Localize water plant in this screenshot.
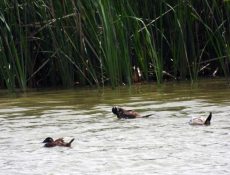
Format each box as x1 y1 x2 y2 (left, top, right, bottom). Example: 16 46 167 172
0 0 229 91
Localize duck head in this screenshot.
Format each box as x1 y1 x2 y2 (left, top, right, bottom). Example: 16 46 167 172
112 107 124 119
112 107 119 115
42 137 54 143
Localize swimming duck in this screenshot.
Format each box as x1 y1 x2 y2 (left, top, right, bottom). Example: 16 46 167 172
42 137 75 147
189 112 212 125
112 107 152 119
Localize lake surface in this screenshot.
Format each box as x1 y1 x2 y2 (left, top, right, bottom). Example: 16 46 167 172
0 79 230 175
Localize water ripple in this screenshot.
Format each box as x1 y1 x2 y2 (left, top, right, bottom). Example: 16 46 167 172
1 82 230 175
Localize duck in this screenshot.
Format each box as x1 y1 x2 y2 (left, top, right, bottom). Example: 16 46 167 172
189 112 212 125
42 137 75 147
112 106 152 119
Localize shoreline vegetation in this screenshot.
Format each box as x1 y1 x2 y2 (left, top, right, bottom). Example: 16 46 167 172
0 0 230 92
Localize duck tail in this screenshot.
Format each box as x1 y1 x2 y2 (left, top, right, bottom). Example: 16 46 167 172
142 114 153 118
204 112 212 125
67 138 75 147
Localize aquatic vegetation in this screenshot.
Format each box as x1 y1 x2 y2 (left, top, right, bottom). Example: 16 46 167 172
0 0 229 91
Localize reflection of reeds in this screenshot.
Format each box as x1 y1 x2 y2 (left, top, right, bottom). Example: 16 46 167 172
0 0 229 91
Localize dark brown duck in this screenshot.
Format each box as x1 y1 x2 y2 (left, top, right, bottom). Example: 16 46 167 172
42 137 74 147
112 107 152 119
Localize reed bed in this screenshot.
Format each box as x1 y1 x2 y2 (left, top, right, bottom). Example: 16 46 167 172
0 0 229 91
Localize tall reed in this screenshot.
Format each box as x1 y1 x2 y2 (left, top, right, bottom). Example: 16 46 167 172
0 0 229 91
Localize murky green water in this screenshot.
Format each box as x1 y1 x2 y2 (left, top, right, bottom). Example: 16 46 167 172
0 79 230 175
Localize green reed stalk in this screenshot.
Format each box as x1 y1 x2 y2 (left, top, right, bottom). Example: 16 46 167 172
0 12 15 91
206 0 230 78
0 0 230 91
98 0 121 87
0 7 27 91
173 1 192 81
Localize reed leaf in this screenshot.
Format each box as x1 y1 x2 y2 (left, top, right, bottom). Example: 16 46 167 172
0 0 229 91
